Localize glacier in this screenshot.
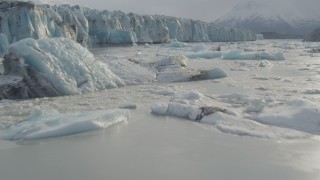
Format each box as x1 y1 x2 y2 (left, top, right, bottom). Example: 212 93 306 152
0 1 257 46
2 37 124 98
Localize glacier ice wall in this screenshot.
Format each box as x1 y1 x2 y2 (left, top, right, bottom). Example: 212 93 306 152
3 37 124 98
0 1 257 46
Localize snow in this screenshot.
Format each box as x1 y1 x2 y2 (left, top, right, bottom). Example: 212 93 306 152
4 38 124 97
4 107 129 141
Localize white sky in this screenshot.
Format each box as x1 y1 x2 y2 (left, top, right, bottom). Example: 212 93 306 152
38 0 320 22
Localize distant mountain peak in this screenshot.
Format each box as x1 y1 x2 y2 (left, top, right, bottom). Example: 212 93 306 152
216 0 320 35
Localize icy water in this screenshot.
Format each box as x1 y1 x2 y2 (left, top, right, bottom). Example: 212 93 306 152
1 40 320 179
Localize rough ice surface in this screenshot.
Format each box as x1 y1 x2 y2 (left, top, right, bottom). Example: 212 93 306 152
4 107 129 141
186 50 284 60
152 56 199 83
198 68 227 80
169 40 189 48
222 50 284 60
201 112 307 139
251 100 320 135
3 38 124 98
0 33 9 57
97 55 156 85
0 75 25 99
192 43 207 51
304 89 320 94
0 1 257 46
150 91 307 139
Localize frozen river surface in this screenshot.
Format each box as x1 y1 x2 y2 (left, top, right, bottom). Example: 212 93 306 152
0 40 320 180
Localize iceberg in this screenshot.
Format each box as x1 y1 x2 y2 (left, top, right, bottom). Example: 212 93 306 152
4 107 129 141
3 38 124 98
0 1 257 46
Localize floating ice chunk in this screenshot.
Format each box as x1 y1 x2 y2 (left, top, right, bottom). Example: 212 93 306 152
201 112 307 139
170 91 204 102
143 86 176 96
304 89 320 94
252 100 320 135
222 50 284 60
307 49 320 53
151 103 168 115
3 38 124 98
198 68 227 80
144 43 151 48
258 60 273 68
153 55 189 67
192 43 206 51
217 93 250 104
152 56 199 83
217 93 266 113
243 99 265 113
186 51 222 59
119 102 137 109
97 56 156 85
166 103 202 120
4 107 129 141
169 39 189 48
186 50 284 60
151 101 305 139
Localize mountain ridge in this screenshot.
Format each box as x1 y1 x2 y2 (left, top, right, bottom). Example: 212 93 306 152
215 0 320 36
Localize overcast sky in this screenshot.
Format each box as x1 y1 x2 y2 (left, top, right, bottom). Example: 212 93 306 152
39 0 320 22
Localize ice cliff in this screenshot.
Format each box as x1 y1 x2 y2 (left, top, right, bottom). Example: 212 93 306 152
2 37 124 98
0 1 257 46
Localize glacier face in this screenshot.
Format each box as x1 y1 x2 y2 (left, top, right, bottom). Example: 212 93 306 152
0 1 256 46
3 37 124 98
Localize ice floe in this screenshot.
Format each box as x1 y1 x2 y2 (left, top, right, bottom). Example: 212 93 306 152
150 91 308 139
186 50 285 60
251 100 320 135
4 107 129 141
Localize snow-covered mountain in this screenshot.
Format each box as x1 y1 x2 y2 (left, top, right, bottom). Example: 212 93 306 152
215 0 320 36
